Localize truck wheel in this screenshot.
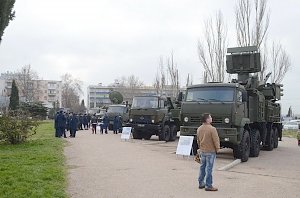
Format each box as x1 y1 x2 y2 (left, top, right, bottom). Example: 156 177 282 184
159 125 171 142
143 134 152 140
169 125 177 141
273 127 279 148
264 128 274 151
250 129 260 157
132 129 142 139
233 130 250 162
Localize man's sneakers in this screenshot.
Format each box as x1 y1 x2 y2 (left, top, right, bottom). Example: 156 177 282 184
198 185 205 189
205 187 218 191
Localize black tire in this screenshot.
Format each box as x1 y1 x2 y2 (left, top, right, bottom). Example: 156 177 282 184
169 125 177 141
265 128 274 151
233 130 250 162
250 129 260 157
273 127 279 148
159 125 171 141
143 134 152 140
132 129 142 139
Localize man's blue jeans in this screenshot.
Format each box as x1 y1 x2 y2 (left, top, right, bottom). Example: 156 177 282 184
198 152 216 188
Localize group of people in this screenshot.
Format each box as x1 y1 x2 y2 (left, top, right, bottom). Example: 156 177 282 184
54 111 84 138
54 111 123 138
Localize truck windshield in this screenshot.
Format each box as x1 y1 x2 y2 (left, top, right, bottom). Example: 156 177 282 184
186 87 234 102
107 106 125 113
132 97 159 109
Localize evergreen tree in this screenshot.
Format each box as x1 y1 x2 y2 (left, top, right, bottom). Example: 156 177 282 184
287 106 293 117
0 0 16 43
80 99 86 113
9 79 19 110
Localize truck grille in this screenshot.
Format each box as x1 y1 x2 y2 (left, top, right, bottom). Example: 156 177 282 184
133 115 152 124
190 116 223 124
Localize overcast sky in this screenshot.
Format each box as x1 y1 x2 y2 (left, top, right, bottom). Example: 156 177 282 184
0 0 299 114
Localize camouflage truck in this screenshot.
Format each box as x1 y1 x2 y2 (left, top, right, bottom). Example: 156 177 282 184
180 46 283 162
127 95 182 141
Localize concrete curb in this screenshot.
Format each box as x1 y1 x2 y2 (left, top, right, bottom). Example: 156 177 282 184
218 159 241 171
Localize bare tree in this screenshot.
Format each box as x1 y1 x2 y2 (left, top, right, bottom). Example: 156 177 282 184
127 75 143 88
16 65 40 102
167 52 180 97
197 11 228 82
235 0 290 83
270 42 291 84
61 73 82 111
235 0 269 49
186 73 193 87
154 56 166 95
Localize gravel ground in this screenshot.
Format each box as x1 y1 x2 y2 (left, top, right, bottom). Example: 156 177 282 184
65 129 300 198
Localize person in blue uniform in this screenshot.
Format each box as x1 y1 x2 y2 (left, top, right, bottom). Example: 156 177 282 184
101 114 109 134
56 110 66 138
83 114 88 130
113 116 120 134
70 113 78 137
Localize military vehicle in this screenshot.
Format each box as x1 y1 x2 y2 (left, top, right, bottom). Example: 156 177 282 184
180 46 283 162
106 104 129 130
128 95 182 141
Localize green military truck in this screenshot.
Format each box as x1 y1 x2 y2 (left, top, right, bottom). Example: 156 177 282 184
128 95 181 141
180 46 283 162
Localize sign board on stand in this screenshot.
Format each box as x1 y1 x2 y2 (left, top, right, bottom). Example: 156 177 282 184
121 127 132 140
176 136 194 156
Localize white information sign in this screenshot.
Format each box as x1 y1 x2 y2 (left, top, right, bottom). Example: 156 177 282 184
176 136 194 156
121 127 132 140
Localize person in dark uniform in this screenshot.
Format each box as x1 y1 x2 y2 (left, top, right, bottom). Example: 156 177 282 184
101 114 109 134
87 114 91 129
56 110 66 138
65 113 70 133
118 115 123 134
91 114 98 134
77 114 82 130
70 113 78 137
61 112 67 138
54 111 59 137
83 114 88 130
113 116 120 134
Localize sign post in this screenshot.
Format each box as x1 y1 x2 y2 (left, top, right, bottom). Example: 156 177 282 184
121 127 132 141
176 136 194 157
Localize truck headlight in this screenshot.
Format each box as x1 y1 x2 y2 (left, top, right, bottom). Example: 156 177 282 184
184 117 189 122
151 120 155 123
224 118 230 123
130 118 133 122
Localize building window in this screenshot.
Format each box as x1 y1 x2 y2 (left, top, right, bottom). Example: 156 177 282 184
90 102 94 108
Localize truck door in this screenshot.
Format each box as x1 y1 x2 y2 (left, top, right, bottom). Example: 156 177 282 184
236 89 247 121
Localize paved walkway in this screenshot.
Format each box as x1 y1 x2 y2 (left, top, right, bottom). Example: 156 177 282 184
65 129 300 198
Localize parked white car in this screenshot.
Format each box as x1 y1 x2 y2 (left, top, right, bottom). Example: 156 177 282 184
283 121 299 130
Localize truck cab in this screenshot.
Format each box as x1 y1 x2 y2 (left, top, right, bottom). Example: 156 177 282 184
128 95 180 141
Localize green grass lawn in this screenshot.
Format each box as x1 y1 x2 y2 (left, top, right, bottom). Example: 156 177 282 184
0 121 67 198
283 129 299 139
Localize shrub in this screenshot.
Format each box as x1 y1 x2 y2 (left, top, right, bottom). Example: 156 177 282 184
0 111 39 144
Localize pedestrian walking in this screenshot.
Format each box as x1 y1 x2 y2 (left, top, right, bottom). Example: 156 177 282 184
87 113 91 128
91 114 98 134
101 114 109 134
197 113 220 191
70 113 79 137
83 114 88 130
113 116 120 134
